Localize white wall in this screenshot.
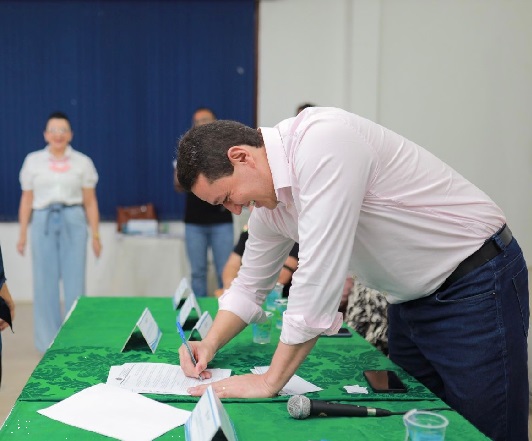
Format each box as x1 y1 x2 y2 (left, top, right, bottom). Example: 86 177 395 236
258 0 532 264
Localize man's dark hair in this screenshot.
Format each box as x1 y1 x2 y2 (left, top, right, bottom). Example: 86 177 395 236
176 120 263 191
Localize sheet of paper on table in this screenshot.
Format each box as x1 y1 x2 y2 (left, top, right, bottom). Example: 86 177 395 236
251 366 323 395
344 384 369 394
107 362 232 395
38 383 190 441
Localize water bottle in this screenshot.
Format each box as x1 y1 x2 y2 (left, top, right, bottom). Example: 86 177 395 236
265 282 284 311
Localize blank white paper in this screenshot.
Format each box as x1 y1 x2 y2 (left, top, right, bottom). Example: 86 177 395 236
252 366 323 395
38 383 190 441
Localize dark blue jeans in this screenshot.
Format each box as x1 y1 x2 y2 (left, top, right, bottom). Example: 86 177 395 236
388 235 529 441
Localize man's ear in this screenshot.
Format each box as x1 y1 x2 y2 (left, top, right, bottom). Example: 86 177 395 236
227 146 253 166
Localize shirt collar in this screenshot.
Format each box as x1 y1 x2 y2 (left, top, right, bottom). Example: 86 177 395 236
45 145 73 158
259 127 291 205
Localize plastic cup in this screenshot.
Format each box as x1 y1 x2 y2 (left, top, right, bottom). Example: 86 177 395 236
403 410 449 441
274 298 288 330
252 311 273 344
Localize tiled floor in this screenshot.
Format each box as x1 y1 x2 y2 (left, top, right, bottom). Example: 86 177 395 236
0 303 531 439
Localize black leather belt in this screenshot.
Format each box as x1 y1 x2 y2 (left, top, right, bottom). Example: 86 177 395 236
436 224 513 292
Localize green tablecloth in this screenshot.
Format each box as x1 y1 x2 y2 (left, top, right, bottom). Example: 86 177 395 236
2 400 489 441
20 297 434 403
0 296 490 440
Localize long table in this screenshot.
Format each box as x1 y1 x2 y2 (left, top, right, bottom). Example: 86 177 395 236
0 297 490 440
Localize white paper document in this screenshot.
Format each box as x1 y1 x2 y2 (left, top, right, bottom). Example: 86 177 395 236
251 366 323 395
344 384 369 394
38 383 190 441
107 363 232 395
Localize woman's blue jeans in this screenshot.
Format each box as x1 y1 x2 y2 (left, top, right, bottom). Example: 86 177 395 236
388 235 529 441
185 223 234 297
31 205 88 353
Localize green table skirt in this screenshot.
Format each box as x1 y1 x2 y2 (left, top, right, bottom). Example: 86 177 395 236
1 400 490 441
1 297 491 440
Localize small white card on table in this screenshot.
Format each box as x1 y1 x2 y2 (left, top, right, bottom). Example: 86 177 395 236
178 292 202 327
189 310 213 340
121 307 162 353
173 277 192 310
185 385 238 441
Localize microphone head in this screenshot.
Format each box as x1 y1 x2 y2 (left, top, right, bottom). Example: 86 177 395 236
287 395 311 419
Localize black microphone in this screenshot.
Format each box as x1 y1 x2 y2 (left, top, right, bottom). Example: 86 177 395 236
287 395 395 419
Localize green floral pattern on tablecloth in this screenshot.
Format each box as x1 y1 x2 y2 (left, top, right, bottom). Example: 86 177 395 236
18 297 435 403
19 337 434 403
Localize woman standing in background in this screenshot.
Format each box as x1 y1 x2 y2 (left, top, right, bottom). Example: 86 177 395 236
17 112 101 353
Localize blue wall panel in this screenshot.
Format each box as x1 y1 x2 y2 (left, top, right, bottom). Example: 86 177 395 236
0 0 256 220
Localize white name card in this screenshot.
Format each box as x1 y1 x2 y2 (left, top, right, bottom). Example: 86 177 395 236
121 307 162 353
189 311 213 341
185 385 237 441
173 278 192 310
178 292 202 327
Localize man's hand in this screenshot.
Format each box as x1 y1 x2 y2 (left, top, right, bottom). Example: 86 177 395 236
178 310 248 380
187 373 279 398
178 339 216 380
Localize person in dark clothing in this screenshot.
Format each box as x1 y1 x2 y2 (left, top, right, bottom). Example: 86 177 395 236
215 217 298 298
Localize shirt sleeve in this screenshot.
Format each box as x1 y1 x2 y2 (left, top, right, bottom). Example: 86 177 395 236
218 212 296 325
82 156 99 188
19 155 33 191
280 118 379 344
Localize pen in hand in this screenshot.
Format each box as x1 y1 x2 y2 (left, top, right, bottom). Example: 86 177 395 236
176 321 204 381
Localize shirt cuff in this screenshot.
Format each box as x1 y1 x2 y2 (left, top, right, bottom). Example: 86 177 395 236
218 290 268 325
280 312 344 345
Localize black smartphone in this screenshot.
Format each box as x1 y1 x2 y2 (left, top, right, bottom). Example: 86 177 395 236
363 370 407 393
320 327 353 338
